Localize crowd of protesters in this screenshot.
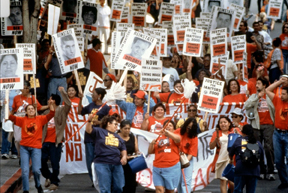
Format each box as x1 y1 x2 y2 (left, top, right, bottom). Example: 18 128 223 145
1 0 288 193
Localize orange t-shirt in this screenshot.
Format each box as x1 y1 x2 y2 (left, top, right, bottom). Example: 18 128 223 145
248 78 257 95
12 95 42 113
274 87 283 98
280 33 288 50
159 92 189 104
64 97 80 120
44 117 56 143
131 106 144 129
222 93 247 103
9 110 55 148
153 132 180 168
258 95 274 125
175 128 198 157
147 116 169 134
238 79 248 94
246 43 258 69
272 96 288 130
87 49 107 78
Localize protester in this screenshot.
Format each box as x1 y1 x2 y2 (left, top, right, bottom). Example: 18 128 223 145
148 120 181 193
162 57 180 90
102 73 117 105
8 100 55 193
118 120 139 193
230 108 246 135
222 79 248 103
85 115 127 193
64 85 80 106
97 0 111 54
126 76 138 103
161 81 170 93
280 22 288 74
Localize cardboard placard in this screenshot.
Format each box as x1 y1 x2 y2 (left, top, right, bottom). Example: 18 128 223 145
131 3 147 30
195 18 211 44
110 0 124 22
15 44 36 74
229 3 245 30
140 59 162 92
231 35 246 64
60 0 79 22
162 21 174 46
183 27 204 57
77 1 98 36
267 0 283 19
210 28 227 57
152 28 168 57
173 15 191 44
159 2 174 23
48 4 60 35
210 54 229 78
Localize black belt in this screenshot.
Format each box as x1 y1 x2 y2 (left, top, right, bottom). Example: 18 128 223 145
276 129 288 133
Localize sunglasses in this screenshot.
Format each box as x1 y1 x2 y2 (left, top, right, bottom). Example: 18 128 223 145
103 79 111 82
231 115 239 118
188 109 197 112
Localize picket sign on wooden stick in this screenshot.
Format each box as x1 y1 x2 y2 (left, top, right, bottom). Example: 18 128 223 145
119 69 128 85
4 90 9 119
203 111 209 122
33 73 38 116
147 91 151 114
74 69 83 94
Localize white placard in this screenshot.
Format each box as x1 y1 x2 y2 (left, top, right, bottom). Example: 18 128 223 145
40 0 62 21
0 48 24 90
200 12 211 19
203 0 223 12
198 77 225 113
162 21 174 46
210 54 228 78
267 0 283 19
77 37 85 52
131 3 147 30
77 1 98 36
229 3 245 30
0 0 10 17
170 0 182 15
183 27 204 57
113 29 157 72
210 28 227 57
111 31 122 68
195 18 211 44
15 43 36 74
173 15 191 44
158 2 174 23
143 28 161 59
48 4 60 35
52 28 84 74
152 28 168 57
225 0 244 9
120 6 130 23
67 24 84 37
231 35 246 64
60 0 78 22
110 0 124 22
116 23 135 38
140 59 162 92
182 0 192 15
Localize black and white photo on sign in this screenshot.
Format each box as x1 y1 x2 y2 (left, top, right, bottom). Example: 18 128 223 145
143 28 161 59
60 0 78 21
81 5 97 25
182 0 191 15
126 37 152 60
77 1 98 35
203 0 222 12
0 48 24 90
52 28 84 74
8 6 22 25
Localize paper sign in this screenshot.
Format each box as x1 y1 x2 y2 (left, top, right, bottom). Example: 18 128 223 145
203 0 223 12
140 59 162 92
113 29 157 72
111 31 122 68
0 48 24 90
120 6 130 23
143 28 161 59
225 0 244 9
131 3 147 30
40 0 62 21
183 27 204 57
15 44 36 74
170 0 181 15
116 23 135 38
231 35 246 64
162 21 174 46
47 4 60 35
210 54 228 78
67 24 84 37
198 77 225 113
267 0 283 19
60 0 78 22
152 28 168 57
210 28 227 57
182 0 192 15
200 12 211 19
110 0 123 22
195 18 211 44
173 15 191 44
229 3 245 29
52 28 85 74
159 2 174 23
77 1 98 36
0 0 10 17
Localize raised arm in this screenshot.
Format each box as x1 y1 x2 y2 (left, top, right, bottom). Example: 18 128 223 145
141 113 150 131
78 93 84 114
164 130 181 143
59 86 71 114
266 77 286 100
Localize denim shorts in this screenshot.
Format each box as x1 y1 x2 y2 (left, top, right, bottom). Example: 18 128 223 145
153 162 181 190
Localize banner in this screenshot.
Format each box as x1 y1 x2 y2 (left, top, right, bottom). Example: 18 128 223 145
183 27 204 57
110 0 124 22
267 0 283 19
170 0 181 15
15 43 36 74
195 18 211 44
152 28 168 57
231 35 246 64
1 0 23 36
210 28 227 57
173 15 191 44
77 1 98 36
52 28 85 74
48 4 60 35
162 21 174 46
159 2 174 23
140 59 162 92
113 29 157 72
210 54 228 78
131 3 147 30
229 3 245 30
198 77 225 113
0 48 24 90
60 0 79 22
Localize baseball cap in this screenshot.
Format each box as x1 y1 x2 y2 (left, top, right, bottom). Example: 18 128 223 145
109 108 119 116
133 90 145 99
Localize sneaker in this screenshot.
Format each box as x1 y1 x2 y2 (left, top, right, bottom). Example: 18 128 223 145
45 179 51 188
278 183 288 189
2 154 9 159
259 174 265 180
266 174 276 181
10 154 18 159
37 185 43 193
49 184 58 191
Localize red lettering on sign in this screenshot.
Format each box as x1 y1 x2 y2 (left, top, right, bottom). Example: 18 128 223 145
193 168 206 191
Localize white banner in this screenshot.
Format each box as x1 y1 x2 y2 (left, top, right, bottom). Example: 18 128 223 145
110 0 124 22
231 35 246 64
267 0 283 19
48 4 60 35
15 43 36 74
131 3 147 30
183 27 204 57
159 2 174 23
210 28 227 57
140 59 162 92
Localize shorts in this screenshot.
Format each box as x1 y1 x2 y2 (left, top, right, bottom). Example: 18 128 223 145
153 162 181 190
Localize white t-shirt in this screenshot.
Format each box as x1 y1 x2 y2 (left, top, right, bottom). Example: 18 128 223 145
226 59 238 84
97 5 111 27
162 67 180 91
259 30 272 44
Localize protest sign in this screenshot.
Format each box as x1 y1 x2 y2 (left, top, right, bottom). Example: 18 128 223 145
77 1 98 36
120 6 130 23
200 12 211 19
210 54 228 78
158 2 174 23
170 0 181 15
67 24 84 37
210 28 227 57
231 35 246 64
52 28 85 74
203 0 223 12
143 28 161 59
1 0 23 36
152 28 168 57
229 3 245 29
131 3 147 30
195 18 211 44
176 44 183 55
198 77 225 113
0 48 24 90
48 4 60 35
113 29 157 72
0 0 10 17
60 0 79 22
15 44 36 74
140 59 162 92
242 52 248 83
162 21 174 46
111 31 122 69
40 0 62 22
182 0 192 15
116 23 135 38
225 0 244 9
207 6 235 38
77 37 85 52
267 0 283 19
183 28 204 57
173 15 191 44
110 0 124 22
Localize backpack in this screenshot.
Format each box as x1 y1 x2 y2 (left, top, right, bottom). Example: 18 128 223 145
240 143 261 167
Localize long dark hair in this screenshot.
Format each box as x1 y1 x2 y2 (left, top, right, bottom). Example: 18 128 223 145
216 116 233 131
242 124 257 143
227 79 240 94
101 116 117 129
180 117 198 138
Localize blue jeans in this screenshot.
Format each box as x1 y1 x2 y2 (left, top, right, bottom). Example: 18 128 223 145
85 142 95 182
273 130 288 184
94 163 125 193
47 77 67 103
1 129 17 155
178 159 194 193
20 145 42 191
234 175 258 193
282 49 288 74
41 142 62 186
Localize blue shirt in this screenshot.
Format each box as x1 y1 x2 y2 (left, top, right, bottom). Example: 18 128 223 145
90 127 126 165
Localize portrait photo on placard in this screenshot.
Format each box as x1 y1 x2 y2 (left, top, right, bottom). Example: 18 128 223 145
210 7 234 37
78 1 98 35
124 37 152 61
81 5 97 25
203 0 221 12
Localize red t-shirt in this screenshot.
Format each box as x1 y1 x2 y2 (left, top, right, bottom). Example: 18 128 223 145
238 79 248 94
131 106 144 129
44 117 56 143
280 33 288 50
248 78 257 95
9 111 55 148
87 49 107 78
246 43 258 69
147 116 169 134
222 93 247 103
175 128 198 157
258 95 274 125
153 132 180 168
12 95 42 114
272 96 288 130
159 92 189 104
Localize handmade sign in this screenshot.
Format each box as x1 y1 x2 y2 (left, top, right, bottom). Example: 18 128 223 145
15 44 36 74
140 59 162 92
